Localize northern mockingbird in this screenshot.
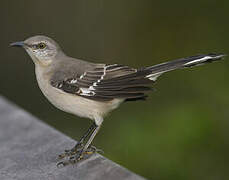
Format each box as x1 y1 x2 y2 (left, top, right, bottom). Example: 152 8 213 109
11 35 226 166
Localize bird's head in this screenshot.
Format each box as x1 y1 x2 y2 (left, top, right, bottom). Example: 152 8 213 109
10 35 62 66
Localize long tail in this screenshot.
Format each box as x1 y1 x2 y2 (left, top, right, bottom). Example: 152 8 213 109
146 53 226 81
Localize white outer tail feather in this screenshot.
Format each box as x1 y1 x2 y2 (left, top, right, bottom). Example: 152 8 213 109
146 54 226 81
184 55 224 66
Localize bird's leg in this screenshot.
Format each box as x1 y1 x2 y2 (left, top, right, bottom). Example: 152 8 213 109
69 125 101 163
58 122 97 159
71 122 97 151
57 124 101 167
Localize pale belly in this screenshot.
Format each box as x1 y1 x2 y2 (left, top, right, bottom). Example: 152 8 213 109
35 66 123 124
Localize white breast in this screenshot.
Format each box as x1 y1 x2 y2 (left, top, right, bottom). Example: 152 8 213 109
35 66 123 125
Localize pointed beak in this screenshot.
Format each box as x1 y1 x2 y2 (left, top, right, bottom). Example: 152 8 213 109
10 41 25 47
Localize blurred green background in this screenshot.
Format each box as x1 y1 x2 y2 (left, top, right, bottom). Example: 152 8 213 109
1 0 229 179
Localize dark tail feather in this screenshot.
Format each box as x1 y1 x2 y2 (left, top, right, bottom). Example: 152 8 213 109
146 53 226 81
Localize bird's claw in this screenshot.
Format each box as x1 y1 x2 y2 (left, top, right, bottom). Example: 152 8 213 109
57 150 87 167
57 153 83 167
58 142 84 159
57 145 103 167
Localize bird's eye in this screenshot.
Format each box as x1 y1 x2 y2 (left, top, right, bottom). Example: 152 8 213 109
37 42 46 49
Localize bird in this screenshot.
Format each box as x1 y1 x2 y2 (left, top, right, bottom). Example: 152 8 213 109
10 35 226 166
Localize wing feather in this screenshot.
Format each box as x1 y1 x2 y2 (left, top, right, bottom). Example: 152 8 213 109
52 64 154 101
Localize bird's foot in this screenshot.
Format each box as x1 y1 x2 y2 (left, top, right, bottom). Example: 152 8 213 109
57 145 103 167
58 142 84 159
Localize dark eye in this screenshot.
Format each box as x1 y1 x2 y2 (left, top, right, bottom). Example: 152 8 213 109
37 42 46 49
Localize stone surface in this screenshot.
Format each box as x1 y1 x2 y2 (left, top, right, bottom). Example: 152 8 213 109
0 96 145 180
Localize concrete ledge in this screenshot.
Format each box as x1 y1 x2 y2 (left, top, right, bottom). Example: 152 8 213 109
0 96 145 180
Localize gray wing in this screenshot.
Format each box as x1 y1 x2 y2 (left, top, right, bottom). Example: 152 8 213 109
50 53 225 101
51 64 154 101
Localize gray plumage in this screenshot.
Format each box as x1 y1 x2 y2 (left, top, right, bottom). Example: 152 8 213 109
10 35 226 166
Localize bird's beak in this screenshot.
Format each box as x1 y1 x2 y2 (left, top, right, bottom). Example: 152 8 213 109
10 41 25 47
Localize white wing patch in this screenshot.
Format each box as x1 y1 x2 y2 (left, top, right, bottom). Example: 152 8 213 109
85 64 118 95
78 64 130 96
79 65 109 96
60 64 139 99
69 79 77 84
79 88 95 96
80 72 87 79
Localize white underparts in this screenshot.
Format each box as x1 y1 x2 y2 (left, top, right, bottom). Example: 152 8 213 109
35 65 124 121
